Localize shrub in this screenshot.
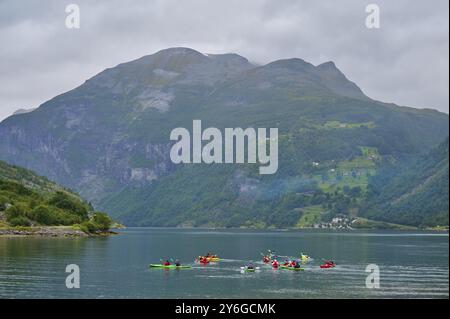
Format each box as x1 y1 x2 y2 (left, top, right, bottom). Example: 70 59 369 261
92 212 112 231
5 204 27 221
0 195 8 211
47 191 89 219
9 216 31 227
30 205 57 225
80 220 98 233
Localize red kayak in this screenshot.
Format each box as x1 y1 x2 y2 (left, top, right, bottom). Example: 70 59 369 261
320 262 336 269
197 257 210 265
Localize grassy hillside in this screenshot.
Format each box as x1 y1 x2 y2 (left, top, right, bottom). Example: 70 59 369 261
363 139 449 227
0 160 112 232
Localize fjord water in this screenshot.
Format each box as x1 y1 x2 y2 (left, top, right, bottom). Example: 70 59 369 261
0 229 448 299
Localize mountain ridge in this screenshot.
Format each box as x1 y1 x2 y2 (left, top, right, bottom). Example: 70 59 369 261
0 47 448 228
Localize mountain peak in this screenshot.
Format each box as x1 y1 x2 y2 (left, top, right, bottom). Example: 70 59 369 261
207 53 252 65
316 61 368 100
130 47 209 69
266 58 316 71
154 47 206 58
317 61 337 69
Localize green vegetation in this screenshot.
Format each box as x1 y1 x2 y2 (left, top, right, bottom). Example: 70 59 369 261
352 218 416 230
296 206 325 228
363 139 449 227
0 161 113 234
323 121 375 130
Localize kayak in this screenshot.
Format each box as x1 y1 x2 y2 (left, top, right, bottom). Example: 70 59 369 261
196 258 210 265
149 264 191 269
281 266 304 271
320 263 336 269
199 256 220 262
300 254 311 261
240 266 260 272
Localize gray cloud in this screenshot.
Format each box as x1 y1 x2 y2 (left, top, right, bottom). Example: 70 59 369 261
0 0 448 121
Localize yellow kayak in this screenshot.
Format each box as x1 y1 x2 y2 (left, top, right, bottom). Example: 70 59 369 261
301 254 311 261
198 256 220 262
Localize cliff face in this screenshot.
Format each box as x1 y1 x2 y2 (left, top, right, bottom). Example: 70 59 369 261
0 48 256 203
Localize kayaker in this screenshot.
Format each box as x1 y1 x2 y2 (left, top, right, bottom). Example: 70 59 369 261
163 260 171 266
291 260 297 268
294 261 301 269
272 260 279 268
175 260 181 267
247 263 255 270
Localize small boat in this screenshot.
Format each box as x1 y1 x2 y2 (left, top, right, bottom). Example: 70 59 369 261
196 256 211 265
198 255 220 262
280 265 304 271
149 264 192 269
300 254 311 261
320 261 336 269
240 266 260 273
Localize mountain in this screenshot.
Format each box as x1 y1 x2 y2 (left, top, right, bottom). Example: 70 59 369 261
363 139 449 227
0 47 448 227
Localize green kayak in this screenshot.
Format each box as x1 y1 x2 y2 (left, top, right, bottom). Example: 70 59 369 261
240 266 260 272
280 266 304 271
149 264 191 269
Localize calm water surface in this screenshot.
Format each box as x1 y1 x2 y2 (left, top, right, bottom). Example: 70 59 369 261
0 228 448 299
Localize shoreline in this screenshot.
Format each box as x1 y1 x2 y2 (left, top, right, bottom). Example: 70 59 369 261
119 225 449 232
1 225 447 238
0 226 118 238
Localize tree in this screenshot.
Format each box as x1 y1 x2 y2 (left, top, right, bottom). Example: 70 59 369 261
92 212 113 231
47 191 88 220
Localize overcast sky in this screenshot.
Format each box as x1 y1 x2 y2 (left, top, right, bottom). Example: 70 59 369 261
0 0 448 121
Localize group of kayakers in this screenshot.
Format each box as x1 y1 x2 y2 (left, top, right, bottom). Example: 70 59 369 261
263 258 302 269
261 249 336 269
154 250 336 271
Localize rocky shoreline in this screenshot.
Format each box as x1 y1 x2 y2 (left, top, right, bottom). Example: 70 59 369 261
0 226 117 238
